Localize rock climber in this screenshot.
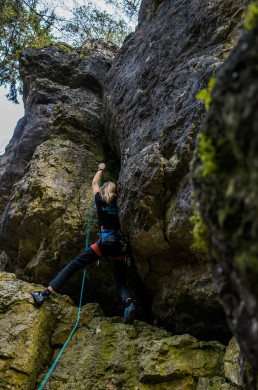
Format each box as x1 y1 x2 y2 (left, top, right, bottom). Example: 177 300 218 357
31 163 136 325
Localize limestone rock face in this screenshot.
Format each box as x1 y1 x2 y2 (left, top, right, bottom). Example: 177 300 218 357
0 41 123 311
0 106 46 219
0 272 58 389
0 39 117 217
0 272 243 390
138 0 164 26
0 272 103 390
191 14 258 377
224 338 242 388
104 0 249 337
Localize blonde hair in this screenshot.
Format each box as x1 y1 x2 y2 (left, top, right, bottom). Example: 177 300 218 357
99 182 117 203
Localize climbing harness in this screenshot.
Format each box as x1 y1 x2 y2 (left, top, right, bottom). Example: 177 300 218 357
38 174 102 390
101 227 120 245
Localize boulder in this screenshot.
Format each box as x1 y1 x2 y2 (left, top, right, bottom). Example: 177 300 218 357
0 272 58 390
0 272 242 390
224 338 242 387
197 377 239 390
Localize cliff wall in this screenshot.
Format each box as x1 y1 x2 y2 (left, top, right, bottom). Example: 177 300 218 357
104 0 249 337
191 7 258 385
0 0 250 338
0 0 256 388
0 41 124 314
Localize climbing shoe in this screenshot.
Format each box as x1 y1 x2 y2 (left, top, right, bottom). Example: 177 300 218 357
30 289 51 306
123 299 136 325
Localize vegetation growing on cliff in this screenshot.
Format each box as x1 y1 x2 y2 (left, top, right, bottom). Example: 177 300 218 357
105 0 140 20
196 77 216 110
62 2 131 47
196 133 218 177
189 203 209 253
244 0 258 30
0 0 139 103
0 0 56 103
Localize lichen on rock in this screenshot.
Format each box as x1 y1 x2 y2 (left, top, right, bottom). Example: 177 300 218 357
0 273 243 390
0 272 57 389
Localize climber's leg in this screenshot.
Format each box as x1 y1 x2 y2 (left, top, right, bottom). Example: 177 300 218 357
49 247 98 291
31 246 99 306
113 259 135 325
113 259 132 302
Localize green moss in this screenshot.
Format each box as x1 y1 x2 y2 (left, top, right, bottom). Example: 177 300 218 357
196 78 216 110
27 35 54 49
197 133 218 177
79 46 94 59
100 322 116 362
27 41 74 54
244 1 258 31
51 42 74 54
189 204 209 253
82 46 93 53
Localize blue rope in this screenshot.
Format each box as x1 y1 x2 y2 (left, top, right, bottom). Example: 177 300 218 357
38 175 101 389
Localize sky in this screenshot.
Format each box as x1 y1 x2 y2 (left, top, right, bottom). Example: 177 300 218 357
0 0 136 156
0 87 24 155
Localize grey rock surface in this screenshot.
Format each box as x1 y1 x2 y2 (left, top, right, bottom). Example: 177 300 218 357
0 0 253 349
0 40 124 314
0 40 117 218
0 272 243 390
191 9 258 382
104 0 249 338
224 338 242 387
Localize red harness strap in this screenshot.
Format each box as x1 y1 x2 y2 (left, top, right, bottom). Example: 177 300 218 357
113 255 126 261
91 243 102 258
91 241 125 261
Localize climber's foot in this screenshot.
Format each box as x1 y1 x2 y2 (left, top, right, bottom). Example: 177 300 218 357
123 300 135 325
30 291 49 306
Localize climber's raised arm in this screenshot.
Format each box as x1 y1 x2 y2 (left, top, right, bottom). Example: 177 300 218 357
92 163 106 194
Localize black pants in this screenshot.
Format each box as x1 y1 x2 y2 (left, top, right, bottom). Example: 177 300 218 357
49 239 132 303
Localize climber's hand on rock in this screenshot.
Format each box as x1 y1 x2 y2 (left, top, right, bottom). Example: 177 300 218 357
98 163 106 170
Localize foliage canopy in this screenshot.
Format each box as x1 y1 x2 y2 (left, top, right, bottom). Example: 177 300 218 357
0 0 139 103
62 1 132 47
105 0 140 21
0 0 56 103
